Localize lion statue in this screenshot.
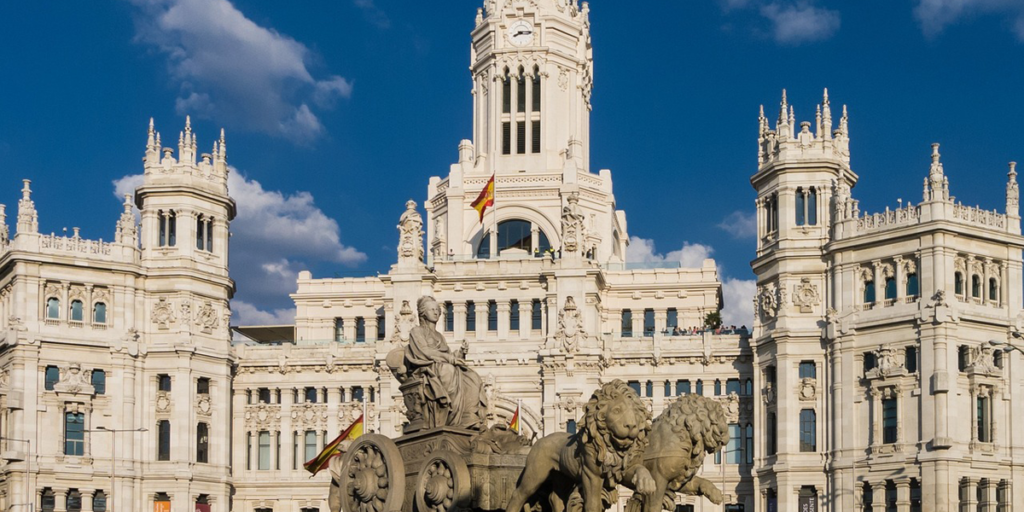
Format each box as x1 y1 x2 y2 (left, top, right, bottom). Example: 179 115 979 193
621 394 730 512
504 380 656 512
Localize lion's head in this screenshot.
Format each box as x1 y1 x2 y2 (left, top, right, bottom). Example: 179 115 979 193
649 394 729 483
580 380 652 481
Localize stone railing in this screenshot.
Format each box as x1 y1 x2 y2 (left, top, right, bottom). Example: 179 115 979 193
39 233 112 256
951 203 1006 229
855 205 921 233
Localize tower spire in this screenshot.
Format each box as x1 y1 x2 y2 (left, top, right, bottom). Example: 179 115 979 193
1007 161 1019 219
821 88 832 140
16 179 38 234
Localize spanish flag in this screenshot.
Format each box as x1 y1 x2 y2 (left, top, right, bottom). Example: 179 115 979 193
304 414 364 476
508 400 520 433
471 174 495 223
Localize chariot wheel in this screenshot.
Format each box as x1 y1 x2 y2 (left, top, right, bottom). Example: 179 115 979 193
339 434 406 512
414 450 471 512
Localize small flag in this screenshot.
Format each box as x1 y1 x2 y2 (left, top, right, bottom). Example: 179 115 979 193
304 414 364 476
508 400 520 434
471 174 495 223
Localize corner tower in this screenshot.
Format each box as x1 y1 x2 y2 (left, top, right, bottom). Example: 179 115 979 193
750 90 856 509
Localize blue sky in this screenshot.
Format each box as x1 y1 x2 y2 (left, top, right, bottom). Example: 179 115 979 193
1 0 1023 326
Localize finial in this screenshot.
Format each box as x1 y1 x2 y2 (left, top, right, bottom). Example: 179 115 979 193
1010 162 1017 177
781 88 788 106
148 117 155 134
21 179 31 200
123 193 132 211
185 115 192 132
146 117 156 150
760 105 765 117
823 88 829 105
789 105 795 126
179 131 184 145
931 143 941 163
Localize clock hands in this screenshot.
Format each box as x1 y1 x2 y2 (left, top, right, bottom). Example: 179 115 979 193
514 30 532 37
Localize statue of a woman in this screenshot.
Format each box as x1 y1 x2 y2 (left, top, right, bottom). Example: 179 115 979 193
403 296 487 430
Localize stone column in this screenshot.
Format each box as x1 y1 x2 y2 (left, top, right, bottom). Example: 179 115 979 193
453 302 467 340
54 488 68 512
871 388 881 447
343 317 356 343
631 313 642 338
983 480 998 512
654 309 667 335
474 302 489 338
897 480 910 512
963 479 978 512
871 260 882 306
280 388 294 473
997 480 1011 512
489 226 498 258
365 317 379 342
872 482 886 512
894 256 905 301
1001 261 1010 308
81 490 95 512
518 300 531 339
530 226 539 255
497 300 511 340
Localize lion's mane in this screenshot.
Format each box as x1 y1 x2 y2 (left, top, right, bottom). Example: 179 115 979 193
657 394 729 456
579 380 653 485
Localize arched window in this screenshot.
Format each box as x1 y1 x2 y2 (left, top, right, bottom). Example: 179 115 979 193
955 271 964 295
795 187 806 226
531 65 541 153
93 302 107 324
972 275 982 298
167 210 177 247
884 277 897 301
70 300 84 322
906 273 919 297
502 68 511 155
808 187 818 225
47 297 60 320
532 65 541 111
477 219 551 258
989 278 998 301
196 214 206 251
206 217 214 252
158 209 166 246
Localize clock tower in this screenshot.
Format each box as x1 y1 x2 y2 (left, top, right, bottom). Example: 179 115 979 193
469 0 594 174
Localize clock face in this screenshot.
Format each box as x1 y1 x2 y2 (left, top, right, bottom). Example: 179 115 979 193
507 20 534 47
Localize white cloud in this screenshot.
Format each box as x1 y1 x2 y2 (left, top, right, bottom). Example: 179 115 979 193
232 299 296 326
913 0 1024 40
626 237 715 268
129 0 353 142
718 210 758 239
722 278 756 328
760 2 841 44
112 169 366 321
353 0 391 29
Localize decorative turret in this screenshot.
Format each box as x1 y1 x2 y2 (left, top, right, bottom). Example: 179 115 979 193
924 144 949 202
757 89 851 168
1007 162 1019 221
396 200 424 269
16 180 38 235
142 117 229 192
115 194 138 246
0 204 8 246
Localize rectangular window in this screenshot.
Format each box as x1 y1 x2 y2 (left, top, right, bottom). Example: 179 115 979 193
304 431 317 463
910 480 922 512
487 300 498 331
444 302 454 332
905 346 918 373
796 189 806 226
864 352 878 373
531 299 542 330
958 345 970 372
799 361 816 379
352 387 365 402
509 299 520 331
246 433 252 470
977 395 991 443
502 122 511 155
667 308 678 330
158 420 171 461
745 424 754 464
621 309 633 337
907 273 919 296
517 75 526 113
531 121 541 153
158 374 172 392
885 278 897 301
92 491 106 512
676 380 690 395
466 301 476 332
727 423 741 464
304 387 318 403
502 76 511 114
45 366 59 391
566 419 577 434
258 431 271 470
714 380 722 396
799 409 816 452
642 309 655 337
258 388 271 404
91 370 106 395
767 412 777 456
197 423 209 463
885 482 897 512
516 122 526 154
645 381 653 398
293 432 300 470
696 379 704 395
664 381 672 397
882 397 898 444
627 380 641 396
64 412 85 456
197 377 210 395
355 317 366 342
377 315 386 341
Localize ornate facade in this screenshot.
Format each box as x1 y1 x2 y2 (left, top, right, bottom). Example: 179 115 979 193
751 90 1024 512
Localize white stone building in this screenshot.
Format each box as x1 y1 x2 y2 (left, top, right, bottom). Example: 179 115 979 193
751 90 1024 512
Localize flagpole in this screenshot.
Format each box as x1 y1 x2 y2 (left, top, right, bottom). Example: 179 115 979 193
491 174 498 258
363 396 368 433
517 399 521 434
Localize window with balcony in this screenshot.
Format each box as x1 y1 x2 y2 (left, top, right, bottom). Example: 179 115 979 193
334 318 344 342
47 297 60 320
906 273 919 297
884 277 897 301
93 302 107 324
70 300 84 322
955 271 965 295
864 281 876 304
972 275 982 298
621 309 633 337
643 309 655 337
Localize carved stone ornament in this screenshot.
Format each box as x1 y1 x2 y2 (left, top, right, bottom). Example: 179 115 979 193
397 200 424 264
799 378 817 401
758 283 779 321
866 346 906 379
560 193 586 254
196 301 219 334
152 297 175 330
156 392 171 412
968 345 1000 376
792 278 820 313
554 296 586 354
196 394 212 416
54 363 95 395
392 300 417 344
